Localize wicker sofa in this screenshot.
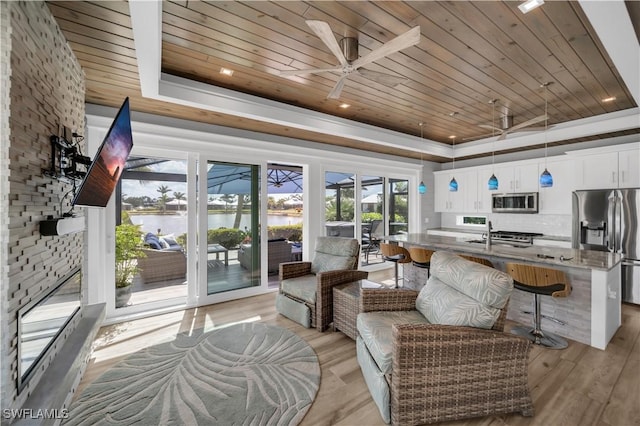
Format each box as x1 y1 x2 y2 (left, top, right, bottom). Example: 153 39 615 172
137 233 187 284
276 237 368 331
356 251 533 425
138 248 186 283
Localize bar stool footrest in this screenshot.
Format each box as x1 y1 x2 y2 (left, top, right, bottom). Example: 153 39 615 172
511 325 568 349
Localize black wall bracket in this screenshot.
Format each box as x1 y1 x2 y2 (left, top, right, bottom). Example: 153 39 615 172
43 133 90 182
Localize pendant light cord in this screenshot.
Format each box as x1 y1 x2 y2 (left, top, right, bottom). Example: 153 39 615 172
491 100 496 168
452 137 455 170
543 82 549 166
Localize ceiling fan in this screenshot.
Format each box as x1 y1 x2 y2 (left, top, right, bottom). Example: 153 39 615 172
277 20 421 99
477 102 549 141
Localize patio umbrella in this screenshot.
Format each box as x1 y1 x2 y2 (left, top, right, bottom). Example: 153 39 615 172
207 163 302 194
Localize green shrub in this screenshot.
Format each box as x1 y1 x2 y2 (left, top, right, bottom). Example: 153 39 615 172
268 223 302 242
115 224 145 288
207 227 245 249
362 212 383 222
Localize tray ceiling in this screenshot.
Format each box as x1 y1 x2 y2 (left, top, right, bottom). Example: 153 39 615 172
47 1 639 162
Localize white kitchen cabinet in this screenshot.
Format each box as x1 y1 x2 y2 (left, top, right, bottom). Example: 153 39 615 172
574 146 640 189
477 167 496 213
618 147 640 187
465 167 494 213
575 151 619 189
434 171 464 212
492 162 539 193
538 157 575 215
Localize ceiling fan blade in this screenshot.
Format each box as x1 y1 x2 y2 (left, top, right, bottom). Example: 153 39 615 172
351 26 420 69
277 67 343 76
506 114 548 132
478 124 504 133
357 69 407 87
327 75 349 99
306 20 349 68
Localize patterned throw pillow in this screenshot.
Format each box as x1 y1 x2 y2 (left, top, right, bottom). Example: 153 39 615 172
415 251 513 329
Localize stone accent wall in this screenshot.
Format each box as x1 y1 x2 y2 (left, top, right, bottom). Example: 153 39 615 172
1 1 85 412
1 0 13 411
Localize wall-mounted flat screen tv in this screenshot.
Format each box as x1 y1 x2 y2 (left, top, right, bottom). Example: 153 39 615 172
73 97 133 207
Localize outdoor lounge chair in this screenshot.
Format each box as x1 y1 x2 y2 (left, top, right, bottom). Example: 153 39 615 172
356 251 533 424
276 236 368 331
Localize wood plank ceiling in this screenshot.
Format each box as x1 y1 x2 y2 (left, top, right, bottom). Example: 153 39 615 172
47 1 639 162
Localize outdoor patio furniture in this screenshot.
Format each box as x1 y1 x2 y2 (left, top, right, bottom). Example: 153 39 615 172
138 248 187 284
356 251 533 424
238 238 292 275
362 219 383 264
276 236 368 331
207 244 229 266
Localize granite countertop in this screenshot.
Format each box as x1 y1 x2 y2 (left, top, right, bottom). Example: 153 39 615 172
388 233 621 271
428 227 571 242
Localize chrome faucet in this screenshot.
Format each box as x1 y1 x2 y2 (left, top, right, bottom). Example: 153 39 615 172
486 220 493 250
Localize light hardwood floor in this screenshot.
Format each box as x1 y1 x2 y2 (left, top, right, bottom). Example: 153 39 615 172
77 268 640 426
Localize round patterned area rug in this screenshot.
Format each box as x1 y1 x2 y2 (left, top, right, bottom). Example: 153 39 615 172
64 323 320 425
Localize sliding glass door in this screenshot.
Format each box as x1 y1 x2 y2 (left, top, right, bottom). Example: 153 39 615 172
389 179 409 235
203 161 261 296
115 156 188 310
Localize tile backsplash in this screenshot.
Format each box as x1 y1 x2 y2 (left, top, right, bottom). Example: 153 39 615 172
440 213 573 238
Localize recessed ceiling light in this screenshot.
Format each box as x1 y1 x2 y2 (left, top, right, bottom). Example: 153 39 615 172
602 96 617 103
518 0 544 14
339 103 350 109
220 67 234 76
449 135 456 139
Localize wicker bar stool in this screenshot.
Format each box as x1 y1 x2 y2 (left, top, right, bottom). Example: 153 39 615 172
380 243 412 288
407 247 434 278
505 262 571 349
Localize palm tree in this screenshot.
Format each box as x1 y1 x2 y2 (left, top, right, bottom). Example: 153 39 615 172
157 185 171 213
173 191 186 211
219 194 235 213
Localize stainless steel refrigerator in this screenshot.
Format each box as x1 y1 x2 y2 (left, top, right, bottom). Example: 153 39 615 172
572 189 640 304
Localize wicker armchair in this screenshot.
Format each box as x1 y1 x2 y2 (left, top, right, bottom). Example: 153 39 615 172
137 248 186 283
276 237 368 331
356 252 533 425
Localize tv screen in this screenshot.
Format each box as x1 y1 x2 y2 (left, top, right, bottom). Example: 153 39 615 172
73 98 133 207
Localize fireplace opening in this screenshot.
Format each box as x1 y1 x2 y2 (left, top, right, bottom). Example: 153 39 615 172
17 266 81 391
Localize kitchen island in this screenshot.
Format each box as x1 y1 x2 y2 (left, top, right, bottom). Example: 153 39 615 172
387 233 622 350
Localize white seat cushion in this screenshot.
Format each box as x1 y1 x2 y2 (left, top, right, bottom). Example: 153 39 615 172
280 275 317 303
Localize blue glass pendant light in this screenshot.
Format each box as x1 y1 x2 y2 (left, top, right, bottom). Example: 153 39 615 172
449 177 458 192
539 82 553 188
449 135 458 192
488 173 499 190
488 99 499 191
418 122 427 194
540 168 553 187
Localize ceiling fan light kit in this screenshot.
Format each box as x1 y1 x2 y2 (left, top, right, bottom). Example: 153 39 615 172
278 20 420 99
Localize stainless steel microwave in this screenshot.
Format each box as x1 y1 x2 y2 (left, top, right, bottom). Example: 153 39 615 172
492 192 538 213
